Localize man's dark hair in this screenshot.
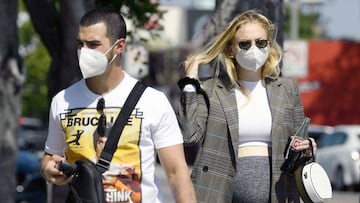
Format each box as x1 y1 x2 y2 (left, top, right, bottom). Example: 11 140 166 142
80 7 127 42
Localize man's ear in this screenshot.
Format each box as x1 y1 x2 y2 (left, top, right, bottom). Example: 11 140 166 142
115 38 126 54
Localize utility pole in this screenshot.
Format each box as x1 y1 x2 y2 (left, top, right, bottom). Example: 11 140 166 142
286 0 325 39
290 0 300 39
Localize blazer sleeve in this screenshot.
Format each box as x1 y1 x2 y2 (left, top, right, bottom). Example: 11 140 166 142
289 79 305 131
177 80 212 146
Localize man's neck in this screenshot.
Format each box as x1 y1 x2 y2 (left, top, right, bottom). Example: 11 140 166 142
85 66 125 96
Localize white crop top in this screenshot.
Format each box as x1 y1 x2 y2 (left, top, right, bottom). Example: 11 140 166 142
235 80 272 147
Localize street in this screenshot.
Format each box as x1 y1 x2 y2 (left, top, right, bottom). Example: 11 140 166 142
155 164 360 203
154 164 177 202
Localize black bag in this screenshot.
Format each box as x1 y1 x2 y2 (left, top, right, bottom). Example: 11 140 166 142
65 82 147 203
280 117 311 175
66 160 105 203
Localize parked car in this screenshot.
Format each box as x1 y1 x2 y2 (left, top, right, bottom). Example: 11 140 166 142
16 150 47 203
17 117 47 151
315 125 360 191
308 124 334 143
16 117 47 203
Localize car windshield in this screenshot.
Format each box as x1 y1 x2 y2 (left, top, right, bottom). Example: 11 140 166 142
317 132 347 148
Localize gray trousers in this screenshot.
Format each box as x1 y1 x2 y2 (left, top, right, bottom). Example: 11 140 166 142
232 156 271 203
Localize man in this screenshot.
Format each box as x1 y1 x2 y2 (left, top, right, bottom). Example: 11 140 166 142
41 7 196 203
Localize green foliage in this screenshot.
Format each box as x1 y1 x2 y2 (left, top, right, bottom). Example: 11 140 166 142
19 0 50 121
19 0 166 122
96 0 166 43
284 6 322 39
18 20 36 45
18 0 26 10
21 43 50 122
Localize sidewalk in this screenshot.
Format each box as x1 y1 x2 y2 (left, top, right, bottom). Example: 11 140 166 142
155 163 175 202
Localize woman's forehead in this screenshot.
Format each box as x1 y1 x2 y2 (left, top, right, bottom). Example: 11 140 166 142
235 22 267 40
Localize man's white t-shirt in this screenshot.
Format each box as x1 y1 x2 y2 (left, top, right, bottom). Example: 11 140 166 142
45 72 183 203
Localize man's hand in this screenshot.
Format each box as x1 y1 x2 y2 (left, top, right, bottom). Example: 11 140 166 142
41 153 73 185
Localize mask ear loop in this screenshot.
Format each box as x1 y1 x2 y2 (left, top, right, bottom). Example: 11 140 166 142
105 39 120 55
105 39 120 65
107 54 118 66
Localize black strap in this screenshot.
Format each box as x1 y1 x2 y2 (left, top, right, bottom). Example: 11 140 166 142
177 77 210 111
308 138 315 162
96 81 147 173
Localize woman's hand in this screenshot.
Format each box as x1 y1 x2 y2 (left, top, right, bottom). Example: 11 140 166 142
293 137 317 157
184 55 207 79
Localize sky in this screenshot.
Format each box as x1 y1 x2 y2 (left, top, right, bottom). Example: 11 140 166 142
318 0 360 41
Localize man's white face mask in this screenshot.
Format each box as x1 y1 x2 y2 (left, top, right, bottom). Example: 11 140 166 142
77 40 119 79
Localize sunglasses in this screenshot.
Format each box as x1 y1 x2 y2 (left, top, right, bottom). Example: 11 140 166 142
96 98 106 136
238 39 268 50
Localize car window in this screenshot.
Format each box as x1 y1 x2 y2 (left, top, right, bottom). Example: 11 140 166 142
317 132 347 148
308 131 325 142
331 132 347 145
18 117 47 151
318 135 331 148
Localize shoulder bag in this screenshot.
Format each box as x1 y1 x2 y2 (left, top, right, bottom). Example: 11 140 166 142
295 139 332 203
281 117 332 203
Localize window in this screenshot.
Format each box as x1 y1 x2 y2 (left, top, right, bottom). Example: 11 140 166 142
317 132 347 148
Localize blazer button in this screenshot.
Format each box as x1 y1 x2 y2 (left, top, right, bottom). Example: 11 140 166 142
202 166 208 172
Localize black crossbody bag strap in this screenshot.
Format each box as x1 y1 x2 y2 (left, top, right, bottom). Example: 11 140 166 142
96 81 147 173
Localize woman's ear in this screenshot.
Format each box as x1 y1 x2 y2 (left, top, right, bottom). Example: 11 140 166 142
225 45 236 58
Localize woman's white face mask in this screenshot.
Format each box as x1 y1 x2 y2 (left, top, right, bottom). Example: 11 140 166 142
235 45 269 72
77 40 119 79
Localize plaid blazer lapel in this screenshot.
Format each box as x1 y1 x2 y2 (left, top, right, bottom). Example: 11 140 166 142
266 78 284 132
265 78 287 161
214 83 239 160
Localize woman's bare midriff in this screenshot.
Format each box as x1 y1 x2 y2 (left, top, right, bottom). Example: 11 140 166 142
238 145 271 157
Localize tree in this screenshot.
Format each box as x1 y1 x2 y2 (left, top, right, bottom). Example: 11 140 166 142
0 1 22 202
19 3 51 121
20 1 165 201
199 0 284 48
22 0 164 104
283 5 323 39
23 0 93 103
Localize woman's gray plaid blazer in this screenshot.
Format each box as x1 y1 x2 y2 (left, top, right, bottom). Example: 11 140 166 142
178 68 305 203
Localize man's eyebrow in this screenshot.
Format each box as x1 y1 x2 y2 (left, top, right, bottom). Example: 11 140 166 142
76 39 101 44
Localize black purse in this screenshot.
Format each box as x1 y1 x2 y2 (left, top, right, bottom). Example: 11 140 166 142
65 81 147 203
280 117 312 175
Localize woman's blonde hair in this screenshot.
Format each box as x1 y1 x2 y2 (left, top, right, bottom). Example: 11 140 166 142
186 10 282 86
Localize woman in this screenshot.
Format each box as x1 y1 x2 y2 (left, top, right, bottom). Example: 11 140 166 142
177 10 316 203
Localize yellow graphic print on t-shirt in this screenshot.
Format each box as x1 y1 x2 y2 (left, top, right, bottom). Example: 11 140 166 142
60 107 143 203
